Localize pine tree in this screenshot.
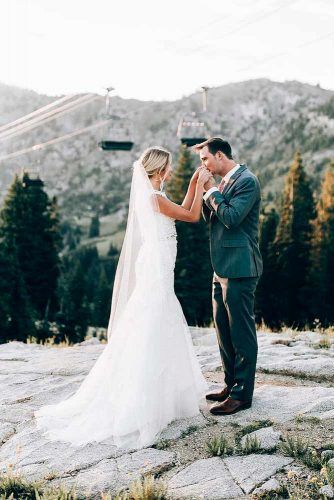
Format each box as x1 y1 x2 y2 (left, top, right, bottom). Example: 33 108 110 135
310 159 334 325
0 246 11 341
22 174 61 317
0 176 36 342
59 252 90 344
0 173 62 324
255 208 279 327
49 196 63 254
167 146 212 326
167 146 194 204
0 245 35 343
0 175 26 250
273 152 315 328
92 266 113 327
89 214 100 238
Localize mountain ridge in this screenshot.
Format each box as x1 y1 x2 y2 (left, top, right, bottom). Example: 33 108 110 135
0 78 333 239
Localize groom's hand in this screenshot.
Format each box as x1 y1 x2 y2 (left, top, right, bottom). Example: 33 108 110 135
203 175 215 191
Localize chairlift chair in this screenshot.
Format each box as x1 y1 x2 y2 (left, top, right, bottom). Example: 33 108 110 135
99 140 134 151
98 87 134 152
177 113 208 148
177 87 210 148
21 168 44 188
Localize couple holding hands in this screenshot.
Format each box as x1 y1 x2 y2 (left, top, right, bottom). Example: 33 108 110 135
35 137 262 451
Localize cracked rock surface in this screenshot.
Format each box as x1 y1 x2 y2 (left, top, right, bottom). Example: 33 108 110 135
1 327 333 498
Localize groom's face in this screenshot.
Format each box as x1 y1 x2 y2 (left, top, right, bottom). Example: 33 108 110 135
200 146 220 175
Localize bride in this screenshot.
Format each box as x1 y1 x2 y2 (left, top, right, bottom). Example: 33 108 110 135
34 146 211 450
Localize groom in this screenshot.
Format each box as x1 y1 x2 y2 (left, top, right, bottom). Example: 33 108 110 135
195 137 263 415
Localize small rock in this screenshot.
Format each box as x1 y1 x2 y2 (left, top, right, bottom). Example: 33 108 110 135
0 422 15 444
301 397 334 420
319 484 334 498
168 457 244 499
321 450 334 464
50 448 175 496
224 453 293 494
327 458 334 470
240 426 281 451
78 337 101 346
155 413 207 442
252 477 281 494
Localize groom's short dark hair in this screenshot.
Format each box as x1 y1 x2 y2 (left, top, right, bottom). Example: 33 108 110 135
195 137 233 159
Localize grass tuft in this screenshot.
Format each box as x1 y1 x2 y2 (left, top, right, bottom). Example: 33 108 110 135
241 435 262 455
113 475 168 500
180 425 199 438
279 435 309 457
206 435 234 457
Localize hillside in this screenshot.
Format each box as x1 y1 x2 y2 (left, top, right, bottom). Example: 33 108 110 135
0 79 333 251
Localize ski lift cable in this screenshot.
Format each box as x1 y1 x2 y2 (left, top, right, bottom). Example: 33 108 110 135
0 94 101 142
0 87 135 143
0 94 77 134
0 119 112 163
182 28 334 107
211 0 298 44
0 93 97 140
234 29 334 74
177 29 334 147
185 0 298 56
168 0 280 47
0 87 137 158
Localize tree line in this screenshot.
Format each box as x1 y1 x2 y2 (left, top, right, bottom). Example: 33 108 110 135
0 173 119 344
0 149 333 344
256 152 334 329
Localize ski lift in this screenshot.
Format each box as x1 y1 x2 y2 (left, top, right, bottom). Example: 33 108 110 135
99 139 134 151
177 86 210 148
21 168 44 188
98 87 134 152
177 114 208 147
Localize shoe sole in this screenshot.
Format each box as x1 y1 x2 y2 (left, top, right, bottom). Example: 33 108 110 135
205 395 230 402
209 402 252 415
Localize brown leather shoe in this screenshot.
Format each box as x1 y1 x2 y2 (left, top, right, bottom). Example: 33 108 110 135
206 386 230 402
209 396 252 415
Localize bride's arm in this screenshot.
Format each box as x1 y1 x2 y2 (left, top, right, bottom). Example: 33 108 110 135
181 167 201 210
156 170 212 223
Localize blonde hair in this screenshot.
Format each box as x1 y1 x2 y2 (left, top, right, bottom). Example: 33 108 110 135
139 146 172 178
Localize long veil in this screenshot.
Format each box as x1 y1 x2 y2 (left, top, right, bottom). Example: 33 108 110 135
34 158 208 450
107 159 172 341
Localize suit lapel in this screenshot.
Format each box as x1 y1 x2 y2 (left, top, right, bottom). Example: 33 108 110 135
222 164 247 197
209 164 247 221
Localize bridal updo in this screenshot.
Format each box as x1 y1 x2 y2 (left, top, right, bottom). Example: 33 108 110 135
139 147 172 178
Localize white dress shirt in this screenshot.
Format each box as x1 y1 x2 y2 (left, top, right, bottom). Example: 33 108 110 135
203 163 241 201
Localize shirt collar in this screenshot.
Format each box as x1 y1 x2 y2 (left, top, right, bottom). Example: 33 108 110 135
223 163 241 183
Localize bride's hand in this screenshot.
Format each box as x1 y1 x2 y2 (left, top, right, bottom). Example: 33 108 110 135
197 168 212 186
190 166 203 184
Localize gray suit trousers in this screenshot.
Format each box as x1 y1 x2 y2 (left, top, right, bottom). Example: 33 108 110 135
212 273 258 401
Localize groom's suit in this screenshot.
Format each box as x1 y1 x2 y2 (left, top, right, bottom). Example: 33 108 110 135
202 164 262 402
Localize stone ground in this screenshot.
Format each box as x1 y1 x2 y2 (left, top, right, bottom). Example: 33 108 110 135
0 327 334 499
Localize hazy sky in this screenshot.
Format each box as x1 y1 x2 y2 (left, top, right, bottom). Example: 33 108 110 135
1 0 333 101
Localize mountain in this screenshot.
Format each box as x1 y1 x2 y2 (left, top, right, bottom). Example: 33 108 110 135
0 79 333 251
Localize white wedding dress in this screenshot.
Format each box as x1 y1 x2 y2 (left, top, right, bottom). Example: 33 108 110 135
34 161 208 451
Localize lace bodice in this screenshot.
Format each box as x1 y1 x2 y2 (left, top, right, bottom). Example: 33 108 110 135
135 190 177 288
153 190 177 241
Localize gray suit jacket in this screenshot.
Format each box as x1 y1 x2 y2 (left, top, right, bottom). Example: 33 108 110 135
202 164 263 279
